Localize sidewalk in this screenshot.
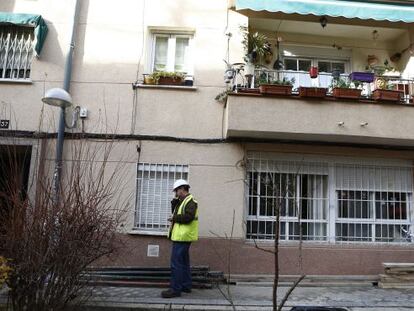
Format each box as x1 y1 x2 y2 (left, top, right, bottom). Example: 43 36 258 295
2 283 414 310
71 284 414 311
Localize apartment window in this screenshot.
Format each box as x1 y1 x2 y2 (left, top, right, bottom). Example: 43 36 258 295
0 25 35 80
246 154 414 244
335 164 412 243
135 163 189 233
247 160 329 241
283 56 348 89
284 58 312 72
284 58 346 74
152 33 193 74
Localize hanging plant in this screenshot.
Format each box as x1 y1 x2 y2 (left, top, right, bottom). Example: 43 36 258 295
240 26 271 64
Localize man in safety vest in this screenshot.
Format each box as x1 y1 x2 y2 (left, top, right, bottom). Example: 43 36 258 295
161 179 198 298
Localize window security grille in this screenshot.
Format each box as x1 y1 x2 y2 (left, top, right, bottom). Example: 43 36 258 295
335 164 413 243
247 160 329 241
0 25 35 80
135 163 188 233
246 155 414 244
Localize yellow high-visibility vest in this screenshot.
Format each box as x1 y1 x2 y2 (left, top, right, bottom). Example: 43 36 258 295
170 194 198 242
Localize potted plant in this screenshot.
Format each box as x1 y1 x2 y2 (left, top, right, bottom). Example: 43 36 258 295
259 77 295 95
149 71 184 85
299 87 327 98
331 77 362 99
143 74 155 85
241 26 272 76
372 77 403 102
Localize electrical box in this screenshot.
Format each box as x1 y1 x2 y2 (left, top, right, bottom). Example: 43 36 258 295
147 245 159 257
79 107 88 118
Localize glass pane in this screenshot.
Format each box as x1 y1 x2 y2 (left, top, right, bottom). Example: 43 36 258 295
298 60 311 71
154 36 168 71
284 59 297 71
332 62 345 73
318 61 331 73
174 37 189 72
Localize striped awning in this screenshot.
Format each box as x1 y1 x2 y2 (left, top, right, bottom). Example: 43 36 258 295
235 0 414 23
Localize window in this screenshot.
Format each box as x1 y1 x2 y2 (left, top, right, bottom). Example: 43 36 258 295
317 61 345 74
152 33 193 74
246 153 414 244
0 25 35 80
283 56 348 89
284 58 312 72
135 163 188 233
335 164 412 243
247 160 329 241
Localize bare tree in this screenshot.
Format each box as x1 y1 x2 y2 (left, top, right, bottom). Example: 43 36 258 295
250 164 307 311
0 134 131 311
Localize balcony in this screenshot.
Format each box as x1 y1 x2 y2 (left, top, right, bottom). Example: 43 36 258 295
225 70 414 147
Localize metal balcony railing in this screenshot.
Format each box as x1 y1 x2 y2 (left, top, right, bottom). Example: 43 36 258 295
229 67 414 104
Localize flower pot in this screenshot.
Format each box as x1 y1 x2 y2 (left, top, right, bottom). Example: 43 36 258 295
259 84 292 95
349 72 374 83
309 66 318 78
157 76 183 85
372 89 403 102
143 74 155 85
299 87 327 98
238 88 260 94
332 88 362 99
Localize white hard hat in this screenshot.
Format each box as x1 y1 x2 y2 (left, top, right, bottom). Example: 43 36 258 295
173 179 190 191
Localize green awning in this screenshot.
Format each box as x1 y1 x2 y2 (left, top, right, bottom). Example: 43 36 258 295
235 0 414 23
0 12 48 55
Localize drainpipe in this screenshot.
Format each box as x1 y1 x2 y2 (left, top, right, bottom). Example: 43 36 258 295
54 0 81 200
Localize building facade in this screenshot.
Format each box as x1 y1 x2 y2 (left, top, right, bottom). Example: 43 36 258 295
1 0 414 275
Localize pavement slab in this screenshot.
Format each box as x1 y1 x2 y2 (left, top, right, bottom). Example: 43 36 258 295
2 284 414 310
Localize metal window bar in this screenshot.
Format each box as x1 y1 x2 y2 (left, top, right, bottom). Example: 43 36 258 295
0 26 34 80
335 163 413 244
246 159 329 242
247 155 413 245
135 163 189 232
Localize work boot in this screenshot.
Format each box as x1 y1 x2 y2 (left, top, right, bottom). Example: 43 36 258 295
161 289 181 298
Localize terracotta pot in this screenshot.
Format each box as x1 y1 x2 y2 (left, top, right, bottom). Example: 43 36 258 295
157 76 183 85
298 87 327 98
332 88 362 99
372 89 403 102
238 88 260 94
259 84 292 95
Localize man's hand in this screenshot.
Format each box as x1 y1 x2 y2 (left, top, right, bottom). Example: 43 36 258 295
171 198 180 206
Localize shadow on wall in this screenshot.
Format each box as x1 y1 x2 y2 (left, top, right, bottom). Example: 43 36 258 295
0 0 16 12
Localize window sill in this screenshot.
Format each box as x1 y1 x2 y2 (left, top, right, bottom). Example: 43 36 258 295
0 78 32 84
128 229 168 236
135 83 197 91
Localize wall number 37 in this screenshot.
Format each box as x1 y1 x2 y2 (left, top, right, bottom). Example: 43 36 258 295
0 120 10 129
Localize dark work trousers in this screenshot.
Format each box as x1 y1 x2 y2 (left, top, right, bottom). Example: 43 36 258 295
170 241 192 293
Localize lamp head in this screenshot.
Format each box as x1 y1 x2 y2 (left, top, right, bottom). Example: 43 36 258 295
42 88 72 108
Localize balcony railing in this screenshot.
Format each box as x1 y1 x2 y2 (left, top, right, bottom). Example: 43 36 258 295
230 68 414 104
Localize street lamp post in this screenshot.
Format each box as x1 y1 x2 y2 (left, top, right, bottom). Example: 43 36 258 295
42 88 73 201
40 0 81 202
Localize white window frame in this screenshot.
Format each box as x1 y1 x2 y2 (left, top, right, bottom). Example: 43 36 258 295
134 163 189 235
0 25 35 81
150 31 194 75
246 153 414 245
